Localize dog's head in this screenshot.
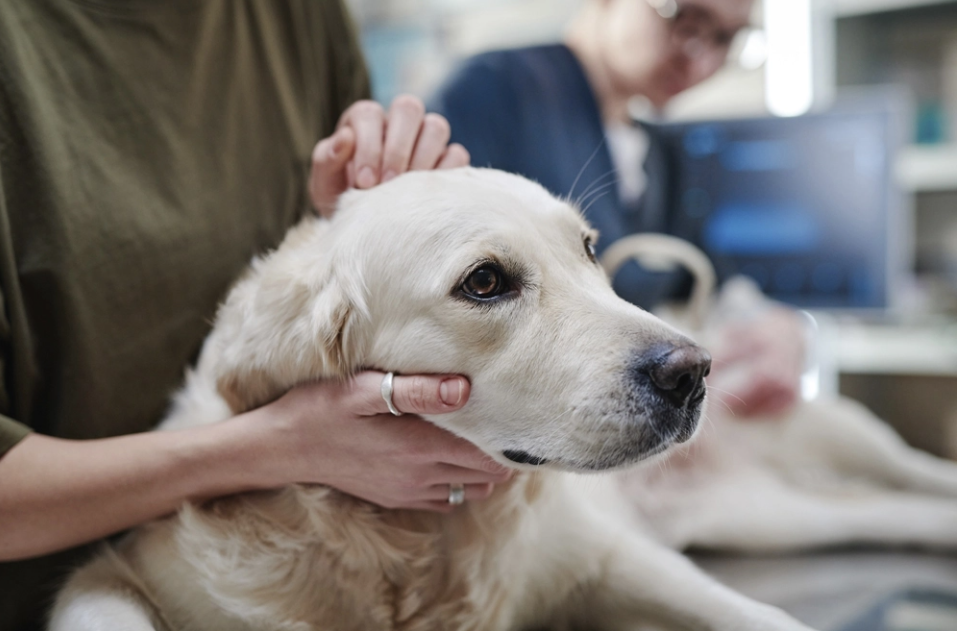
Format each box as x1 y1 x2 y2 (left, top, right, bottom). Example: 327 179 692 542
209 168 710 472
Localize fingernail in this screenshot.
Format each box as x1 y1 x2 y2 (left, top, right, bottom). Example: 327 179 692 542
440 378 464 407
382 169 397 182
357 166 376 188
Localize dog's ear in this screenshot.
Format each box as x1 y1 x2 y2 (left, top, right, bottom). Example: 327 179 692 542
210 261 366 415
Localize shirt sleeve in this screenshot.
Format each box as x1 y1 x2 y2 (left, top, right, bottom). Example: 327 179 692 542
0 415 30 456
0 159 31 458
0 249 28 457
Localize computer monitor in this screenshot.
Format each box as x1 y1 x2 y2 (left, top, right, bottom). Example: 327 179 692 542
643 98 907 311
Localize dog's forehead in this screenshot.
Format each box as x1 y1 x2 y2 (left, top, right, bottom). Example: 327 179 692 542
340 168 588 243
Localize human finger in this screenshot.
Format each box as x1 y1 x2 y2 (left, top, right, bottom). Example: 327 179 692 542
436 143 470 169
351 371 470 416
340 100 385 189
380 95 426 182
392 374 469 414
402 421 513 476
309 126 356 217
428 462 512 485
434 440 513 475
408 113 452 171
402 501 457 514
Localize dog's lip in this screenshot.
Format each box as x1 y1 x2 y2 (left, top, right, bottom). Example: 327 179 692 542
502 450 549 466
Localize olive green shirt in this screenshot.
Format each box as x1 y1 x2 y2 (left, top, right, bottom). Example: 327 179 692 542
0 2 369 628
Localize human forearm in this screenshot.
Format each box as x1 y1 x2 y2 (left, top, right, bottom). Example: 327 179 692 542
0 372 509 561
0 417 269 561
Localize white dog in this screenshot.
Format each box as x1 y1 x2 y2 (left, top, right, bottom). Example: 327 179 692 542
50 168 957 631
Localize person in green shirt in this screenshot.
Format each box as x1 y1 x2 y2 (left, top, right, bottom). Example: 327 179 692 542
0 2 509 629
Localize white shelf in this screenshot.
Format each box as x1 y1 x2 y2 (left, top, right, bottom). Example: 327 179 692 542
833 0 955 17
835 323 957 376
896 144 957 192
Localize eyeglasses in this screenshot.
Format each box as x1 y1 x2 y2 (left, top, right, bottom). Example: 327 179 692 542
645 0 746 62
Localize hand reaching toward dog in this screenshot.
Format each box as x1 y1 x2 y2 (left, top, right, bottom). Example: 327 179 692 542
253 371 512 513
309 95 470 217
708 307 806 418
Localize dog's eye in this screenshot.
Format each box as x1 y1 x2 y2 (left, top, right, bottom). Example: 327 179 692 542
584 237 597 263
462 265 507 300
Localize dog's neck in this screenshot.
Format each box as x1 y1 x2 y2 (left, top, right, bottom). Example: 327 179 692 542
453 470 552 531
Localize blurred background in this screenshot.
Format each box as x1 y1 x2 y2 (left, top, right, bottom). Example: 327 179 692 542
345 1 957 629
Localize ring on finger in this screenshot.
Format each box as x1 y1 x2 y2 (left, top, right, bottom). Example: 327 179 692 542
448 483 466 506
380 372 402 416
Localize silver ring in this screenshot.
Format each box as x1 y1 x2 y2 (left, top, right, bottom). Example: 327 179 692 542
448 483 465 506
380 372 402 416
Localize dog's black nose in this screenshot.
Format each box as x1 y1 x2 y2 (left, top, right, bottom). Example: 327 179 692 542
646 344 711 408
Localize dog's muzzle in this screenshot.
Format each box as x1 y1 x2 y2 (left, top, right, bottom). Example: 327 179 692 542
632 342 711 445
502 342 711 472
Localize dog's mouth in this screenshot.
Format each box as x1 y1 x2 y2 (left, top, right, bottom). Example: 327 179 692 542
532 399 703 473
502 450 549 466
497 370 706 472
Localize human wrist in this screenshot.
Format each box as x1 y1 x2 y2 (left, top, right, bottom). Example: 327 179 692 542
172 410 296 501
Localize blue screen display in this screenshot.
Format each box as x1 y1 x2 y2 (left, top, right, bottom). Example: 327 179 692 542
647 108 898 310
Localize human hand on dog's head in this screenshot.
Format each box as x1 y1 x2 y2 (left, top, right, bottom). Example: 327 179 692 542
309 95 470 217
253 370 512 512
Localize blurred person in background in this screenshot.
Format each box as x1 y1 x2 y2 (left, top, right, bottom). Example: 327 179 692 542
0 3 509 630
430 0 806 419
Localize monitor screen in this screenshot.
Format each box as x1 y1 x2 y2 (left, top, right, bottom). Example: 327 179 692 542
644 103 905 310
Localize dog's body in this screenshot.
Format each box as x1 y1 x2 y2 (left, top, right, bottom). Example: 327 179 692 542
50 169 957 631
625 396 957 553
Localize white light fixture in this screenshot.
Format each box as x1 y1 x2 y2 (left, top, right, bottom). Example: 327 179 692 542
764 0 814 117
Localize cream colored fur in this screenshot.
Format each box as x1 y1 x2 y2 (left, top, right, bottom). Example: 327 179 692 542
50 168 957 631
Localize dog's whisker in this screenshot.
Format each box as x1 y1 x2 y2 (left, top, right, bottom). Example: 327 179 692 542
699 411 718 438
576 176 618 210
568 137 608 202
705 384 747 408
590 419 621 468
703 391 737 417
579 189 615 219
569 166 617 211
706 386 745 417
653 453 669 475
573 167 618 208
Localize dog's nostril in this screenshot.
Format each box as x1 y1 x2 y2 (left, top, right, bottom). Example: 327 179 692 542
647 345 712 408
